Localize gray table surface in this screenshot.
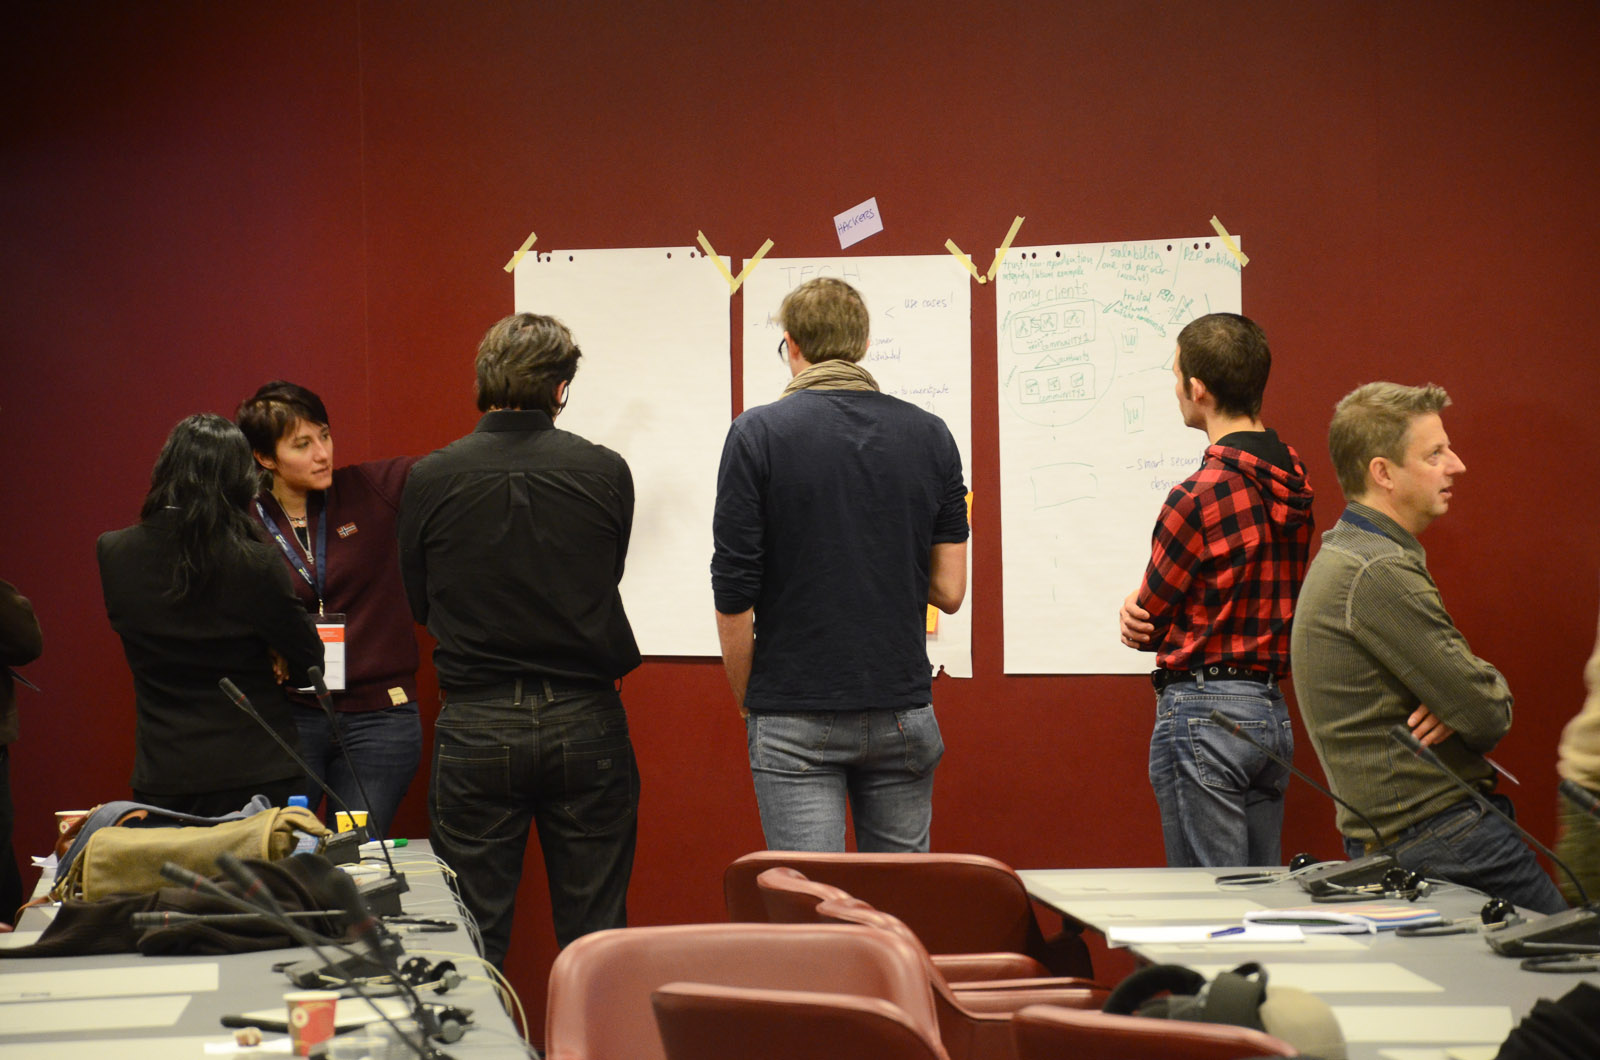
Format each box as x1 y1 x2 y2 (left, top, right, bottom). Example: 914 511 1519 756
0 841 531 1059
1021 866 1600 1060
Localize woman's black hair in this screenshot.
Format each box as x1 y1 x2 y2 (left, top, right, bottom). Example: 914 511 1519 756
139 413 264 602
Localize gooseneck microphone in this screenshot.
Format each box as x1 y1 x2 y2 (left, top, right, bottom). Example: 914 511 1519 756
1209 708 1386 845
209 858 454 1060
305 665 405 892
1207 708 1401 895
1388 724 1600 957
218 676 408 914
218 677 363 856
129 909 331 930
1388 725 1588 906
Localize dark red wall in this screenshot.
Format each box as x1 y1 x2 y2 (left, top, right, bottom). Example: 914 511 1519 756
5 0 1598 1039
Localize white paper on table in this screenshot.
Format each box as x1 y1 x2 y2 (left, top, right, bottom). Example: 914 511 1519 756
0 962 217 1002
1333 1005 1514 1044
514 247 732 657
0 994 190 1036
1059 897 1266 921
1145 934 1367 956
238 995 414 1031
1021 868 1225 899
205 1036 292 1055
0 1037 235 1059
0 930 43 949
1379 1049 1499 1060
1106 923 1303 947
1188 962 1443 994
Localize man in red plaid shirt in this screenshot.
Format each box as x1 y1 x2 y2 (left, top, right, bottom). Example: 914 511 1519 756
1119 313 1315 867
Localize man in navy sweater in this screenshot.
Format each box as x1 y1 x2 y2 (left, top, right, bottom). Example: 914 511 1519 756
712 277 969 852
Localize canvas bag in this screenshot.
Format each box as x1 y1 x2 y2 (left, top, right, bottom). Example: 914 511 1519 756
51 802 328 901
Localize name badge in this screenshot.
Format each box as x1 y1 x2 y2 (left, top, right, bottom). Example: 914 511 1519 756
301 613 348 692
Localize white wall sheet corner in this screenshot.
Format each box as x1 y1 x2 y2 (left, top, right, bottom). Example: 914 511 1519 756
740 255 975 679
996 238 1242 674
514 247 731 657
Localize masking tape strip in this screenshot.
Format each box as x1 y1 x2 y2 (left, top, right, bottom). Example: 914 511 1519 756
696 231 739 291
729 238 774 294
985 216 1026 281
944 239 982 282
502 231 537 273
1209 216 1249 267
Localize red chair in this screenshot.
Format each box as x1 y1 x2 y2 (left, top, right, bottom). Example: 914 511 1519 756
757 865 1051 982
725 850 1093 977
814 897 1109 1060
653 981 951 1060
544 922 938 1060
1010 1003 1300 1059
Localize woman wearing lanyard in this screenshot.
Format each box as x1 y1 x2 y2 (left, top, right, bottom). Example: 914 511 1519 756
98 414 323 815
237 381 421 839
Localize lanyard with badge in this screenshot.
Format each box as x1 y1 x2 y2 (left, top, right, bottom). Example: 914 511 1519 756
256 498 347 692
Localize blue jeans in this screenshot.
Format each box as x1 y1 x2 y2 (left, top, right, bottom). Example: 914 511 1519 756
429 679 638 967
293 703 422 841
1345 794 1567 914
746 705 943 852
1149 678 1290 867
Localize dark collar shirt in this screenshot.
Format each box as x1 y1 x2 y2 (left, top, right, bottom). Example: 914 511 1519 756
398 410 640 689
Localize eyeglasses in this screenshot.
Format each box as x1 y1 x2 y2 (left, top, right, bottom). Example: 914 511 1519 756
777 337 788 362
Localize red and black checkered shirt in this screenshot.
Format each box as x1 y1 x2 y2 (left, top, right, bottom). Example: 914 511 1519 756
1137 437 1315 676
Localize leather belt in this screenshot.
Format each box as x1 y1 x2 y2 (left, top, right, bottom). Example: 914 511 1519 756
443 675 614 701
1151 665 1276 692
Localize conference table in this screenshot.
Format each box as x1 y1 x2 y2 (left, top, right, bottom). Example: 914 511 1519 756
0 841 531 1059
1020 866 1600 1060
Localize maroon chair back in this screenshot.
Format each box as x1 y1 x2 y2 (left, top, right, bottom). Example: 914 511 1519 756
815 897 1107 1060
756 865 854 923
545 922 937 1060
652 981 951 1060
724 850 1091 977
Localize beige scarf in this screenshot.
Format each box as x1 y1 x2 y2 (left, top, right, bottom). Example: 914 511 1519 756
780 358 880 398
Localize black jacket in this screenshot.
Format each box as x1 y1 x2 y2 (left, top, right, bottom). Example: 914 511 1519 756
98 510 323 795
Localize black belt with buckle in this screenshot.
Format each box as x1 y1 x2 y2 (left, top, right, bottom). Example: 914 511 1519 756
443 675 614 701
1151 665 1276 692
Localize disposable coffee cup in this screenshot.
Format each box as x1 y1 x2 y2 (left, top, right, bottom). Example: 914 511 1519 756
284 989 340 1056
335 809 369 834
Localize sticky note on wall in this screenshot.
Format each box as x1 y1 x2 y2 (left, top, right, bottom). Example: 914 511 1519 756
835 197 883 249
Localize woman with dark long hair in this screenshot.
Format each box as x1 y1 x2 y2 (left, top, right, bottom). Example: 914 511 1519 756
98 414 323 815
236 382 421 840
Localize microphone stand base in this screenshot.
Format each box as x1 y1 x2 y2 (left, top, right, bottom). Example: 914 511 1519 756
319 829 367 866
361 872 409 918
1487 905 1600 956
1297 853 1398 896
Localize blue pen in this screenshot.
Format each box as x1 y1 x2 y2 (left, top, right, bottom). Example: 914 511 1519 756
1209 925 1245 937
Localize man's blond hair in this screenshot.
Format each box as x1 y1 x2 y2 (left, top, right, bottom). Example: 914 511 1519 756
778 277 869 363
1328 381 1451 498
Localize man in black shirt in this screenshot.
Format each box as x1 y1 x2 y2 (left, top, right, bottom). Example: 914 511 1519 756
399 313 641 967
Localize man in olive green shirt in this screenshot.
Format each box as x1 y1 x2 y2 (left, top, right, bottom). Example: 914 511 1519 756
1292 382 1564 913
